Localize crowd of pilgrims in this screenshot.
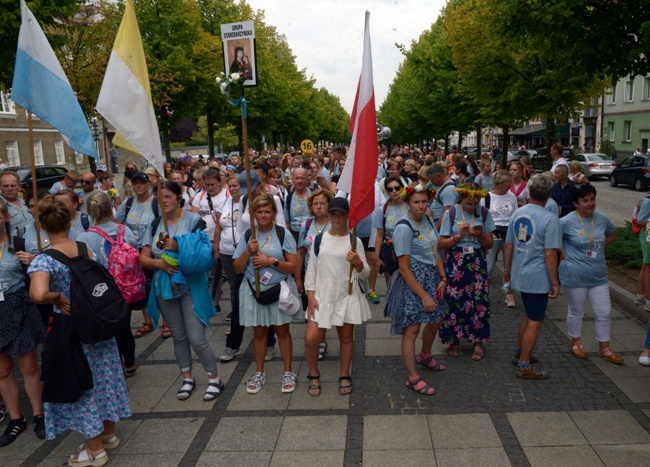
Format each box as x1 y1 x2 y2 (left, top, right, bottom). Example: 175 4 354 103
0 145 631 465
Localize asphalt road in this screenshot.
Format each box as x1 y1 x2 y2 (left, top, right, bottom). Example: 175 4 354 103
588 178 644 226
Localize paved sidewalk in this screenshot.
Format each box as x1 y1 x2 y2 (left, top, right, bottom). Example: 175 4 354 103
2 270 650 466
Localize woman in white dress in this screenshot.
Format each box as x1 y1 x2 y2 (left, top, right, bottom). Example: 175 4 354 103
304 198 371 396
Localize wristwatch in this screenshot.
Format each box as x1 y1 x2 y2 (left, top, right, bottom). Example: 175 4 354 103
273 259 279 267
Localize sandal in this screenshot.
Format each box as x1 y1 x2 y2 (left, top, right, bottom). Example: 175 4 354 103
599 347 624 365
75 435 120 455
133 322 153 338
471 344 485 361
572 341 587 359
339 376 352 395
318 342 328 360
203 379 224 401
447 343 460 357
416 353 446 371
176 378 196 400
68 446 108 466
161 324 172 339
307 373 321 397
406 376 436 395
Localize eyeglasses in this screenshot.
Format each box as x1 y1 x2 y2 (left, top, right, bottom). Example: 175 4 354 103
81 180 93 185
386 186 400 192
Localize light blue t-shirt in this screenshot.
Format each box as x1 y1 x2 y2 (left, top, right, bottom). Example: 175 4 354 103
356 210 373 239
545 198 559 217
638 197 650 222
233 226 297 285
376 166 387 182
115 196 159 249
559 211 617 288
76 222 138 269
439 204 496 249
0 244 27 294
431 181 458 221
24 223 50 254
318 167 331 184
298 217 330 267
2 196 33 232
372 202 408 241
143 210 204 297
393 214 439 266
284 191 311 232
506 204 562 294
48 181 66 195
475 173 494 192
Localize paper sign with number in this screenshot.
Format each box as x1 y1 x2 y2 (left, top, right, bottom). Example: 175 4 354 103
300 139 314 154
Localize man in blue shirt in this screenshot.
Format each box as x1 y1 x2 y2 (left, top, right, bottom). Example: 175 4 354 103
551 165 576 217
427 163 458 229
504 174 561 380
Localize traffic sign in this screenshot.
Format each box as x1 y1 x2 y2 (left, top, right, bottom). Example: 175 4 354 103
300 139 314 154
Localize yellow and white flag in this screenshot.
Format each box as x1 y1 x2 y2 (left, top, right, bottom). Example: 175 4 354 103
96 0 163 175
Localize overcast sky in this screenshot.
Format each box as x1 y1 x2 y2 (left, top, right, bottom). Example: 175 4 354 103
246 0 446 115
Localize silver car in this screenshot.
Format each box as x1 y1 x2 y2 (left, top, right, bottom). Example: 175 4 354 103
574 153 616 179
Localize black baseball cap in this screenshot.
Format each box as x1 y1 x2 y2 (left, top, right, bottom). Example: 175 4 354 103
328 197 349 214
130 172 150 183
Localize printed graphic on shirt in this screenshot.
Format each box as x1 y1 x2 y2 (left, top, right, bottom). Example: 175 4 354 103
513 215 534 243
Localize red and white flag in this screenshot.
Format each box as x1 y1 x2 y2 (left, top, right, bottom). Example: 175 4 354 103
337 11 378 228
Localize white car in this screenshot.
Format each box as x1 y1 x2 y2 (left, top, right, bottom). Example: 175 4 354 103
574 153 616 179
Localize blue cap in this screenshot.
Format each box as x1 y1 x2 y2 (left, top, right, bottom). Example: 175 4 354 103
238 171 260 195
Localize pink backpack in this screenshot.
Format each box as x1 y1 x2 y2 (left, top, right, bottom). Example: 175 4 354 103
87 225 146 304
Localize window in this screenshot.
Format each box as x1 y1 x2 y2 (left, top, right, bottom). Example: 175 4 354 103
608 122 615 142
54 140 65 165
34 140 44 166
75 151 84 165
645 77 650 100
0 92 15 114
625 80 634 102
608 85 617 104
5 141 19 166
624 121 632 141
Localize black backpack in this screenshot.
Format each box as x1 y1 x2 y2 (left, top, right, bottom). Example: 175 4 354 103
43 242 130 345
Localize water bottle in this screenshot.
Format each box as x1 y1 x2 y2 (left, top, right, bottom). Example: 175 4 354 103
501 282 511 293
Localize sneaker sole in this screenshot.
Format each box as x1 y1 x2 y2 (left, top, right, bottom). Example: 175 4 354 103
220 355 234 362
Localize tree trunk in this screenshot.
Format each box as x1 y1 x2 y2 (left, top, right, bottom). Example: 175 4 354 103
162 125 171 162
476 124 482 158
206 109 215 158
501 127 510 168
545 117 556 170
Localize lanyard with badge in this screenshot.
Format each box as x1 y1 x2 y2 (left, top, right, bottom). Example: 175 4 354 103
575 211 596 258
458 208 475 255
258 229 274 285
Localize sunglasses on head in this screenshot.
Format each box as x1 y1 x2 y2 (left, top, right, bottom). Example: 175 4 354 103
386 186 401 192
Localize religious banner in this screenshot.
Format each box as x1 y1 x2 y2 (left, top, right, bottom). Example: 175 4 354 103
221 20 257 87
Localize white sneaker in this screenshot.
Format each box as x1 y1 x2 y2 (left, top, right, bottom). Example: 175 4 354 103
220 347 241 362
265 346 276 362
634 294 647 305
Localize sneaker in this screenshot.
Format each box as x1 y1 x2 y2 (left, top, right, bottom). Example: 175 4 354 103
281 371 297 393
515 365 548 380
634 294 647 305
511 353 539 365
265 346 275 362
225 312 233 323
505 294 516 308
33 414 45 440
246 372 266 394
367 289 380 304
220 347 241 362
0 403 6 424
0 417 27 447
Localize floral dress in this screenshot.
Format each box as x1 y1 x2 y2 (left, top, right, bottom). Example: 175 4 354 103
28 254 131 440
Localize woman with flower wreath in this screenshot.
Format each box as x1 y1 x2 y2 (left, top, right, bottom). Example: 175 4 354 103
384 183 448 395
438 182 496 360
373 175 407 285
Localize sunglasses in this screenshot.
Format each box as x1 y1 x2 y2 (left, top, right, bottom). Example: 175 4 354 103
81 180 93 185
386 186 401 192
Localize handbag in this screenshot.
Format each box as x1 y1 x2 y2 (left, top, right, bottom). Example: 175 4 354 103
247 279 281 305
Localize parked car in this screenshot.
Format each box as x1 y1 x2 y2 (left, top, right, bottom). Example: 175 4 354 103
530 155 549 172
10 165 69 191
573 153 616 179
534 147 575 160
609 155 650 191
508 150 538 162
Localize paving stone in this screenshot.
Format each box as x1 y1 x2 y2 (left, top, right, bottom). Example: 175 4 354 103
507 412 588 446
435 447 510 467
611 376 650 403
364 415 432 451
569 410 650 444
270 450 345 466
109 452 186 466
276 415 347 451
524 446 604 467
362 449 436 466
119 418 204 454
428 414 502 449
610 319 648 336
593 443 650 466
288 382 350 410
0 427 45 462
126 363 184 386
589 357 649 379
196 450 273 466
127 382 169 413
204 417 283 452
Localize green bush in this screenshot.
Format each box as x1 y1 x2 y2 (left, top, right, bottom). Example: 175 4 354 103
600 140 617 158
607 221 643 269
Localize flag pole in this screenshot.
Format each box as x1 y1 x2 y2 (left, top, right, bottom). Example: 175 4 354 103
348 226 356 295
27 114 42 252
154 170 168 232
241 91 260 298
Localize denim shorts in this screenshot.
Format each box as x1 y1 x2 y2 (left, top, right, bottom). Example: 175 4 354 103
520 292 549 322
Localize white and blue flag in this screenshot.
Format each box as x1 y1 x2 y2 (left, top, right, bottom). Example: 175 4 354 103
11 0 97 159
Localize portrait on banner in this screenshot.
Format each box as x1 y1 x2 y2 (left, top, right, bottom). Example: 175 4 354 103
221 20 257 87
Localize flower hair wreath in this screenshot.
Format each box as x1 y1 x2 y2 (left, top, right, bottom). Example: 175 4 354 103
455 185 487 199
400 183 436 200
